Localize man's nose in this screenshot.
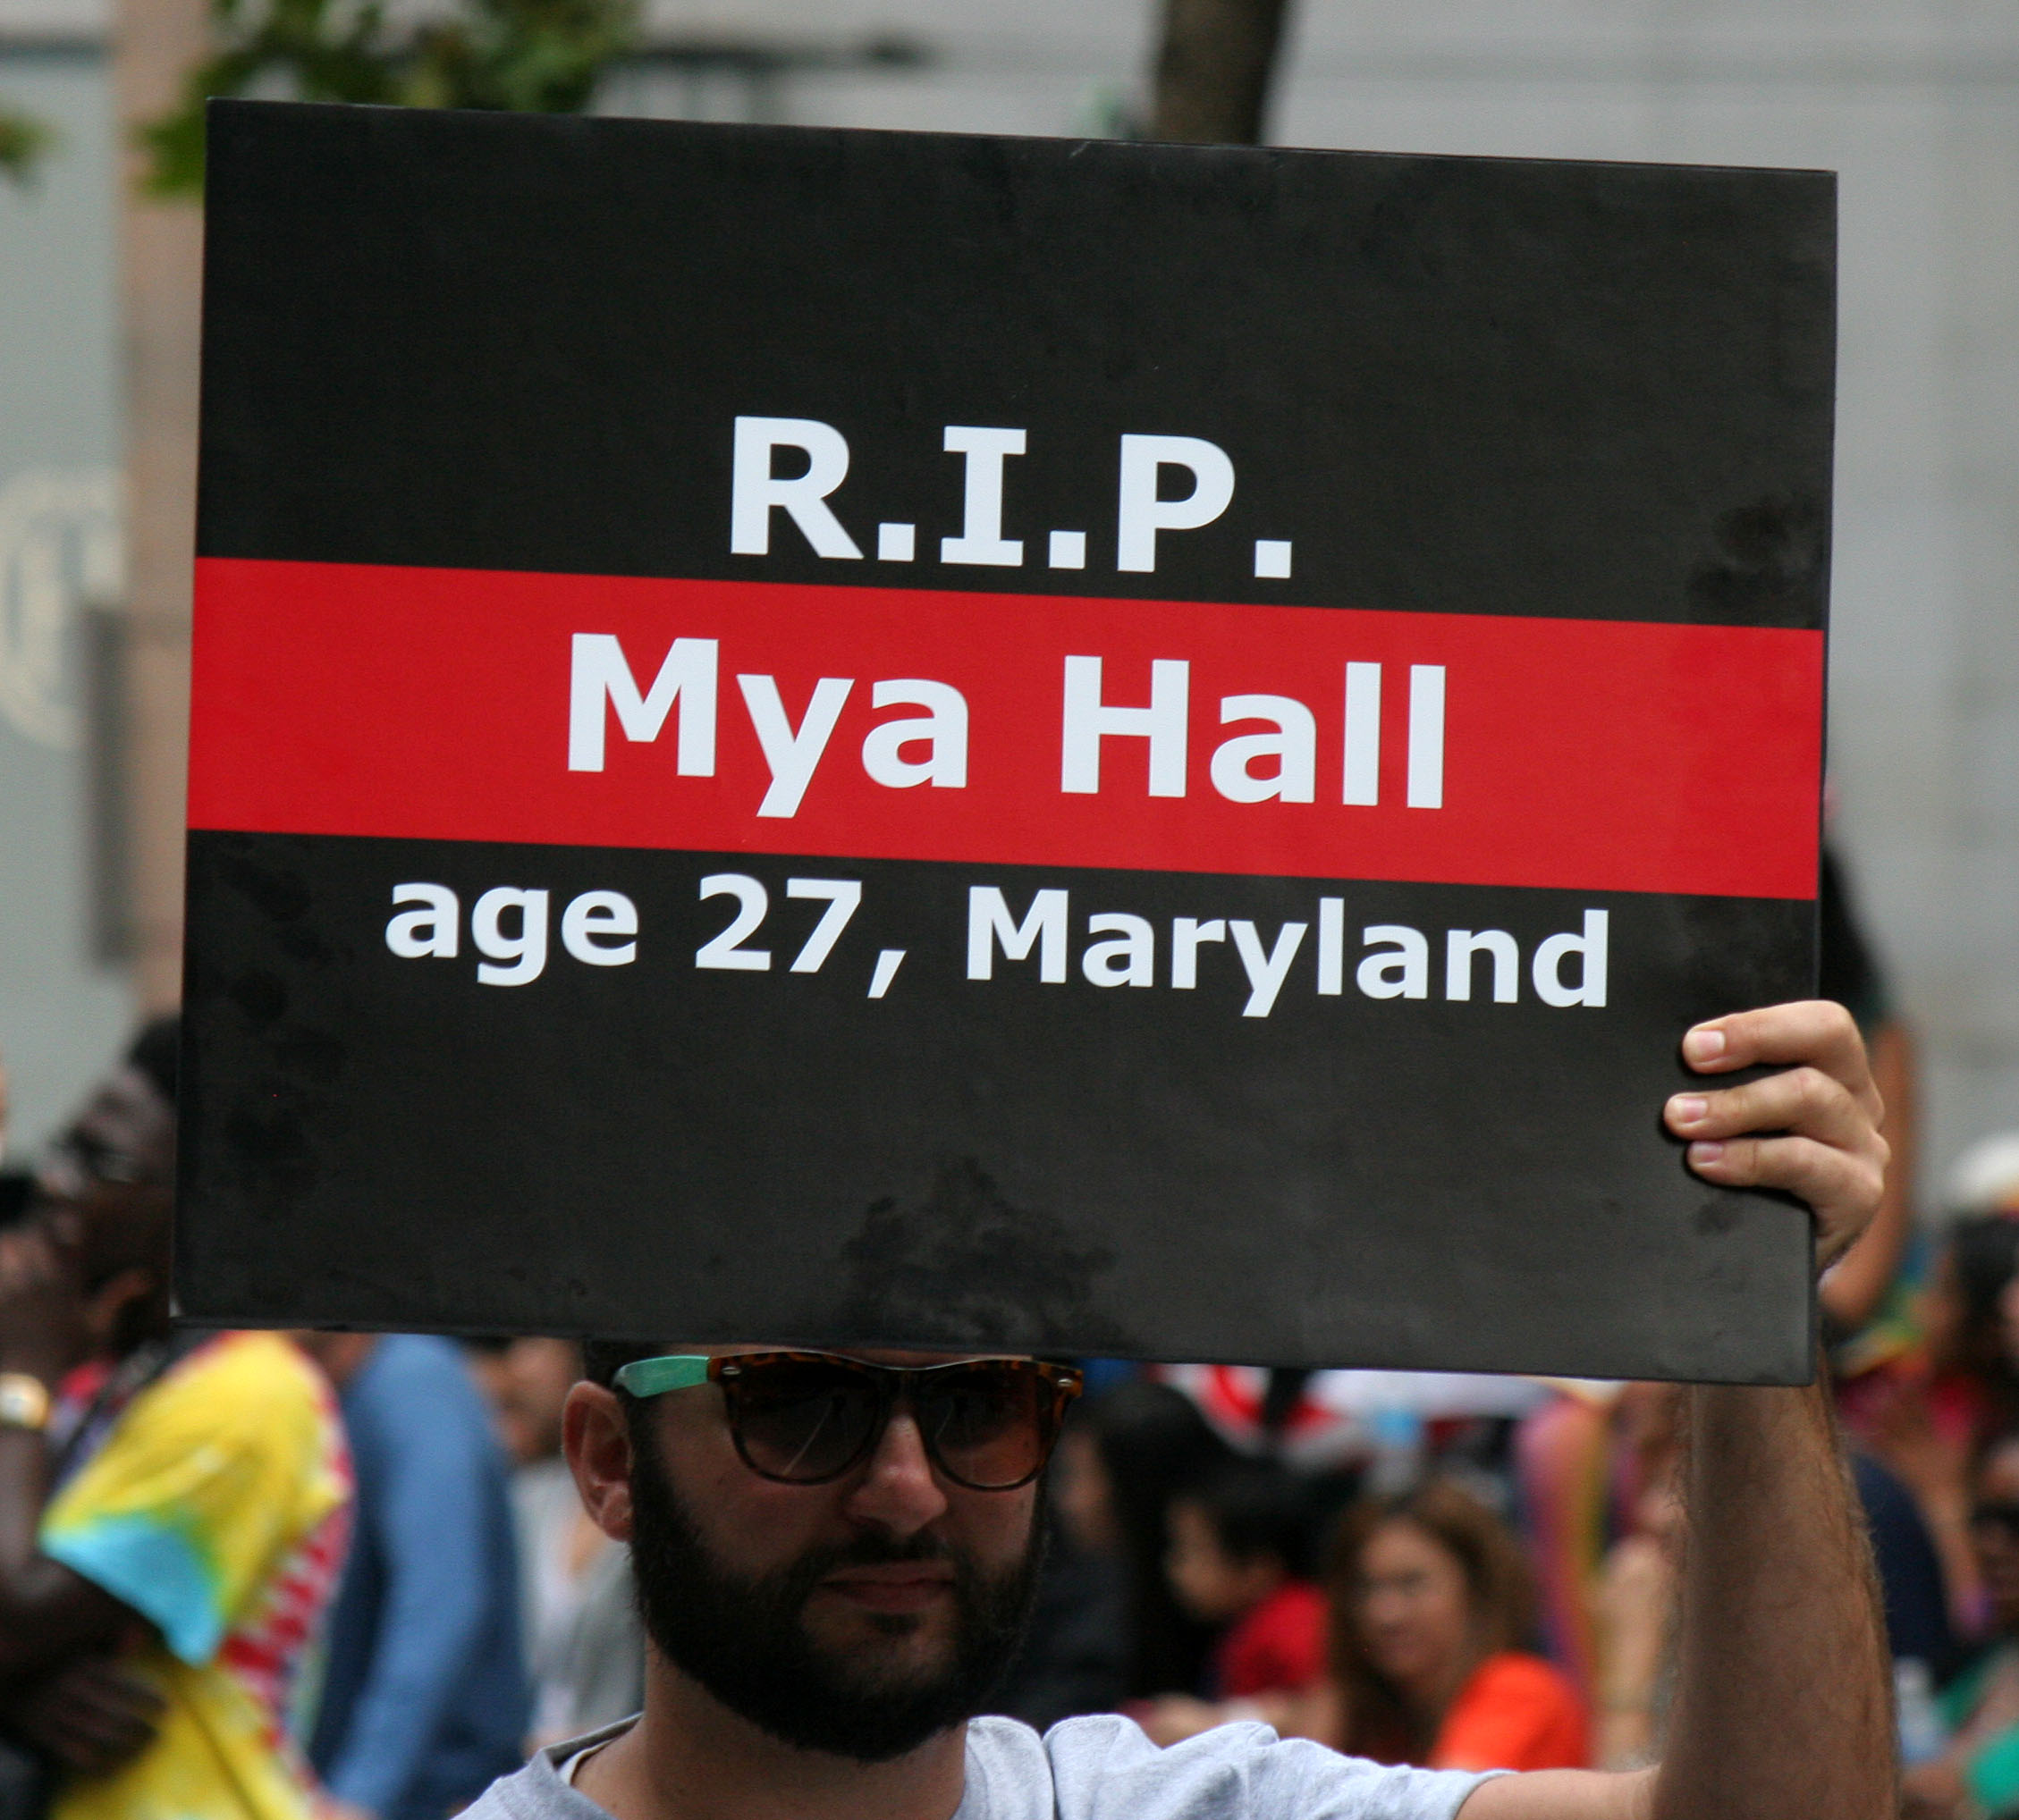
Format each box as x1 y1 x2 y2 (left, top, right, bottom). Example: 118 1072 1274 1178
841 1406 950 1535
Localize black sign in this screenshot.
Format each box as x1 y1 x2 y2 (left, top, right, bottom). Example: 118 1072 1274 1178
182 100 1831 1380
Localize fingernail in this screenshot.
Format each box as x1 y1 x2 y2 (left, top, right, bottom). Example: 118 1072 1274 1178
1689 1140 1726 1166
1669 1095 1710 1127
1683 1027 1727 1065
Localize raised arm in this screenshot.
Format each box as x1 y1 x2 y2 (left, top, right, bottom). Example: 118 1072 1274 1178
1463 1001 1895 1820
0 1221 143 1675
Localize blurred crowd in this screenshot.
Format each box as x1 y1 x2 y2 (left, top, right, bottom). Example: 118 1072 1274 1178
2 841 2019 1818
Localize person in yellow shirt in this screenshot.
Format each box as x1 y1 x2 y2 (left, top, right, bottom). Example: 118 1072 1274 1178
0 1019 351 1820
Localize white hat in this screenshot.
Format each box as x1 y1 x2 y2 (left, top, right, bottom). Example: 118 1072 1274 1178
1946 1133 2019 1218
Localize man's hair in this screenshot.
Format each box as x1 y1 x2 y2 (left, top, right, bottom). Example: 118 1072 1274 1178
583 1337 662 1391
1178 1457 1313 1574
127 1015 180 1109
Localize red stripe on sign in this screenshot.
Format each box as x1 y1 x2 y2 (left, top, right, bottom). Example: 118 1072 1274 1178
189 559 1822 899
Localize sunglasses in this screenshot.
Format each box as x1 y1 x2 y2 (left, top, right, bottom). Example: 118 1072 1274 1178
612 1350 1084 1491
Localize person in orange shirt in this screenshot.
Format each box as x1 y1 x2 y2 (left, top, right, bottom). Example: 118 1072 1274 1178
1324 1479 1589 1773
1138 1475 1589 1769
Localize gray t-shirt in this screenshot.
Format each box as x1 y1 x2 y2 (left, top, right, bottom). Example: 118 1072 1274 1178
459 1714 1496 1819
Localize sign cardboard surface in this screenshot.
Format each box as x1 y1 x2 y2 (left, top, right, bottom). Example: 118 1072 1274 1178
182 101 1831 1380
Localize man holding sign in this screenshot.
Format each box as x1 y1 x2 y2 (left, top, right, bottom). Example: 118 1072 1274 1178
182 97 1887 1817
448 1006 1889 1820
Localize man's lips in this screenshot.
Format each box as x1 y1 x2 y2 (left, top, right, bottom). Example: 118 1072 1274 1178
820 1563 957 1613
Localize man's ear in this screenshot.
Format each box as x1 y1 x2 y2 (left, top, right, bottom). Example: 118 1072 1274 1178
565 1381 637 1543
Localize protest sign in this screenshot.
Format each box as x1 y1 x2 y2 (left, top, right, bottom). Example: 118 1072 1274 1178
182 100 1831 1380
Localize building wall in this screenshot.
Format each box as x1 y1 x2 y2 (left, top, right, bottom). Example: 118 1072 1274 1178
0 35 129 1150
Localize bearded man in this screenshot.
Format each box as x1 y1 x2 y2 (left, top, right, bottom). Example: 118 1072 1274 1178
463 1000 1896 1820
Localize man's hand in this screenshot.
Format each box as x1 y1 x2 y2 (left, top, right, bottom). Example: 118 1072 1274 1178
1463 999 1897 1820
0 1655 163 1775
1661 999 1888 1269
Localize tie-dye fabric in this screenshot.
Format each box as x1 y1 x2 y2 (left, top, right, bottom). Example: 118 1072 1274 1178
39 1331 352 1820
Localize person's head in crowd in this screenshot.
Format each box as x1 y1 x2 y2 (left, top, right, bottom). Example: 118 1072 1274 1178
1897 1431 2019 1818
1613 1381 1686 1546
1049 1414 1119 1556
1922 1214 2019 1383
465 1335 515 1420
1052 1379 1230 1553
1165 1458 1310 1628
1971 1433 2019 1638
468 1335 582 1463
571 1341 1077 1762
1924 1140 2019 1378
29 1014 180 1364
1326 1477 1537 1761
1050 1378 1233 1695
498 1336 581 1463
1947 1141 2019 1380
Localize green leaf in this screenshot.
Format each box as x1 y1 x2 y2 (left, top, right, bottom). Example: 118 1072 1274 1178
139 0 637 194
0 107 54 186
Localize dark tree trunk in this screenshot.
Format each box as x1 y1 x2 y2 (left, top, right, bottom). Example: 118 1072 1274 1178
1149 0 1291 145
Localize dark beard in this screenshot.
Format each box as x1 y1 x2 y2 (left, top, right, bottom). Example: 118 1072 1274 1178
625 1410 1045 1762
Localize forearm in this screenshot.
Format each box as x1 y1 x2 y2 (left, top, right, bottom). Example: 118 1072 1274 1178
0 1427 124 1674
1652 1378 1892 1820
0 1231 136 1674
0 1426 51 1571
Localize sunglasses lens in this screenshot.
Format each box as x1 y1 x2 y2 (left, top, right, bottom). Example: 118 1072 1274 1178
726 1360 883 1483
917 1362 1053 1489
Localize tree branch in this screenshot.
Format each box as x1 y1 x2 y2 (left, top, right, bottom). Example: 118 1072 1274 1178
1148 0 1290 146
